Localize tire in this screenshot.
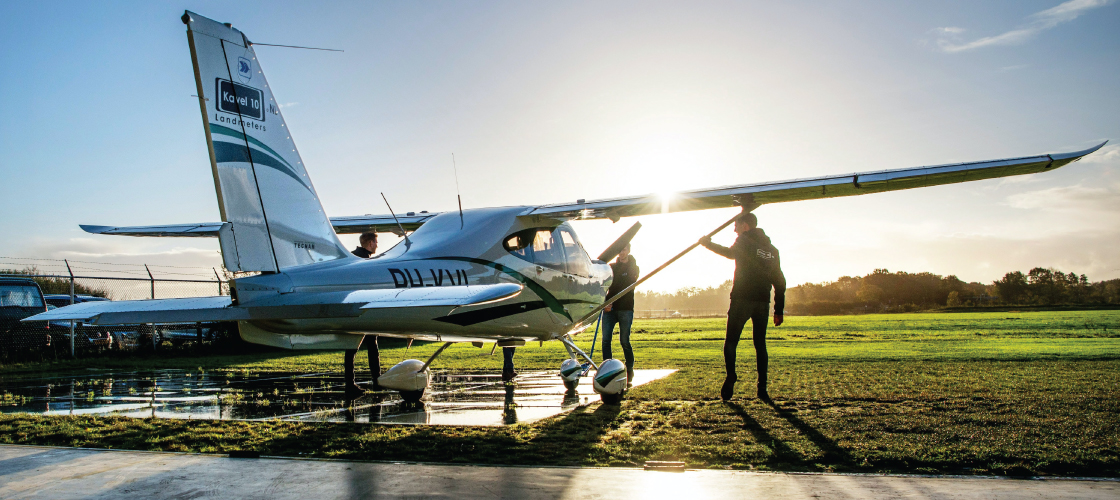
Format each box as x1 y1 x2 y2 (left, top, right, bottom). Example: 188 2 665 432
400 389 425 402
563 379 579 391
600 392 625 405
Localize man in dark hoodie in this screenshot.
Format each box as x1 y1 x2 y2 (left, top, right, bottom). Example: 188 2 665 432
345 232 381 394
602 243 639 382
700 211 786 402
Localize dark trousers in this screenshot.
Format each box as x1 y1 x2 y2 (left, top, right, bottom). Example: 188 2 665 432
725 300 770 386
344 336 381 385
601 310 634 368
503 346 515 372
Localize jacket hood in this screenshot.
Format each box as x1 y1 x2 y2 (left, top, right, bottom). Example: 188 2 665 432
745 227 771 245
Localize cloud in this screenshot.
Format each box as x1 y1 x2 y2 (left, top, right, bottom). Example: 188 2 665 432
1005 183 1120 212
1080 143 1120 165
279 102 299 109
933 0 1113 53
4 237 222 280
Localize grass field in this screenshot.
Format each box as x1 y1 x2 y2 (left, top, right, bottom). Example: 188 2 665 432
1 310 1117 476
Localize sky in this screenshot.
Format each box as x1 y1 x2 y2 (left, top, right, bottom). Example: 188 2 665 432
0 1 1117 291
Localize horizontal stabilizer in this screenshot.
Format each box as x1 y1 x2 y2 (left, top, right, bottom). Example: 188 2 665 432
80 213 440 238
23 296 239 324
23 283 522 326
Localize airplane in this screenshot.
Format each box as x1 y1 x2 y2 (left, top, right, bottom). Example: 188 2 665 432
28 11 1107 404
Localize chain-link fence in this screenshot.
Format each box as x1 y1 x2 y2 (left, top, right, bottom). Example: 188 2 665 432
635 309 727 319
1 257 246 363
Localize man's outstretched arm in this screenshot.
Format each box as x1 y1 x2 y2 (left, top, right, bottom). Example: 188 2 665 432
699 236 735 259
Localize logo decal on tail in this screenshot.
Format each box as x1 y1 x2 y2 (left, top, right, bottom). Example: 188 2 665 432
237 57 252 82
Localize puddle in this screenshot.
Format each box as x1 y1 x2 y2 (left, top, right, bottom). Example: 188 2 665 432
0 368 676 426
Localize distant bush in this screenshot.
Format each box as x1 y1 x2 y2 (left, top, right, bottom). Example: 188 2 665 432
0 267 109 298
637 267 1120 316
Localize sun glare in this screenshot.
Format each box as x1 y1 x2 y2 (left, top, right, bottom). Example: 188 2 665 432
658 191 677 213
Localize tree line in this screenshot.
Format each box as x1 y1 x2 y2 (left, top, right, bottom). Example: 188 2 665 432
635 267 1120 316
0 268 109 298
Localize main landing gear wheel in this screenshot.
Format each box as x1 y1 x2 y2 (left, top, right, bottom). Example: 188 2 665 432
599 392 624 405
377 358 434 404
593 359 629 405
400 389 425 403
559 358 582 392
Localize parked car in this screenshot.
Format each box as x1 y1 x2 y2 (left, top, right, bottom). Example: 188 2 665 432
43 294 128 352
43 294 109 308
0 278 52 355
158 322 229 345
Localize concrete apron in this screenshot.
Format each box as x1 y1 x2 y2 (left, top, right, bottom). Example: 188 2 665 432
0 445 1116 500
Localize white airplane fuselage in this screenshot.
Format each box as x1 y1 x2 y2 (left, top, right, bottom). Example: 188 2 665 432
231 206 612 345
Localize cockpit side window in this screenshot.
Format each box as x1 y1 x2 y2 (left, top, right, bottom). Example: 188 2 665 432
558 226 592 277
503 227 567 272
531 228 566 271
503 230 534 261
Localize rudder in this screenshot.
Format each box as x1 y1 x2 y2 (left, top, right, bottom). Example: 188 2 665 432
183 11 349 272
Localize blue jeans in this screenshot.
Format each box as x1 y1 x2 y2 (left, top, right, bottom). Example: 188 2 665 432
601 310 634 369
503 347 515 372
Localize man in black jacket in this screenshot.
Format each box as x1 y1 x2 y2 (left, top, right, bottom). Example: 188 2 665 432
700 212 786 402
603 244 639 382
345 231 381 394
351 232 378 259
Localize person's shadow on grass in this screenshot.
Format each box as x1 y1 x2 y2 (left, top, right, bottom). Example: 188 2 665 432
727 399 857 470
724 401 801 466
770 401 856 468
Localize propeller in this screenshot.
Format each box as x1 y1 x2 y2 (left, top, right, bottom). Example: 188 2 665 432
597 222 642 262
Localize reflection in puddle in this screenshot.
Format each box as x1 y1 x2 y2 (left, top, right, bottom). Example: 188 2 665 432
0 369 675 426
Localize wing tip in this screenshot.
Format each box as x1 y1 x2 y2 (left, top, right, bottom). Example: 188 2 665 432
1050 140 1109 162
80 224 113 234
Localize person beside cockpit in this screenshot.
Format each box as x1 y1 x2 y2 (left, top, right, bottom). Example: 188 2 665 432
351 232 378 259
602 244 639 383
345 231 382 394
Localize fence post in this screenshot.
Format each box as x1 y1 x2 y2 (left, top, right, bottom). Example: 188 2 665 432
213 268 222 295
145 265 154 299
65 259 75 358
145 265 156 351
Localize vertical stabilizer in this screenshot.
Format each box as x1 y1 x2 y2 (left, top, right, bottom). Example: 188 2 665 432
183 11 349 272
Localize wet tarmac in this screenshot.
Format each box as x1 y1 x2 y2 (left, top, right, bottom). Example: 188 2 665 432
0 368 675 426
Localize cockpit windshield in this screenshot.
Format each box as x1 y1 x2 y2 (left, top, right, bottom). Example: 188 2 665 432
503 224 593 276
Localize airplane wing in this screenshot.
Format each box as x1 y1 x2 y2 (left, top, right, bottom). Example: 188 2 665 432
23 283 522 325
81 142 1105 236
523 141 1108 220
80 212 440 238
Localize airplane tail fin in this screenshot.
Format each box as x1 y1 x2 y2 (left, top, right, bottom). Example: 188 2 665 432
182 11 349 272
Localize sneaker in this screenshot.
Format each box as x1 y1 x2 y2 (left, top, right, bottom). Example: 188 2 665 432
757 385 772 404
626 367 635 384
502 369 518 383
720 374 738 401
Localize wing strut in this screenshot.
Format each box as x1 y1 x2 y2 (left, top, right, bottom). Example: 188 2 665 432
567 209 746 333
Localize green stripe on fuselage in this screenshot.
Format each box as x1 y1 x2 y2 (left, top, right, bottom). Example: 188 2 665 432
429 257 573 321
